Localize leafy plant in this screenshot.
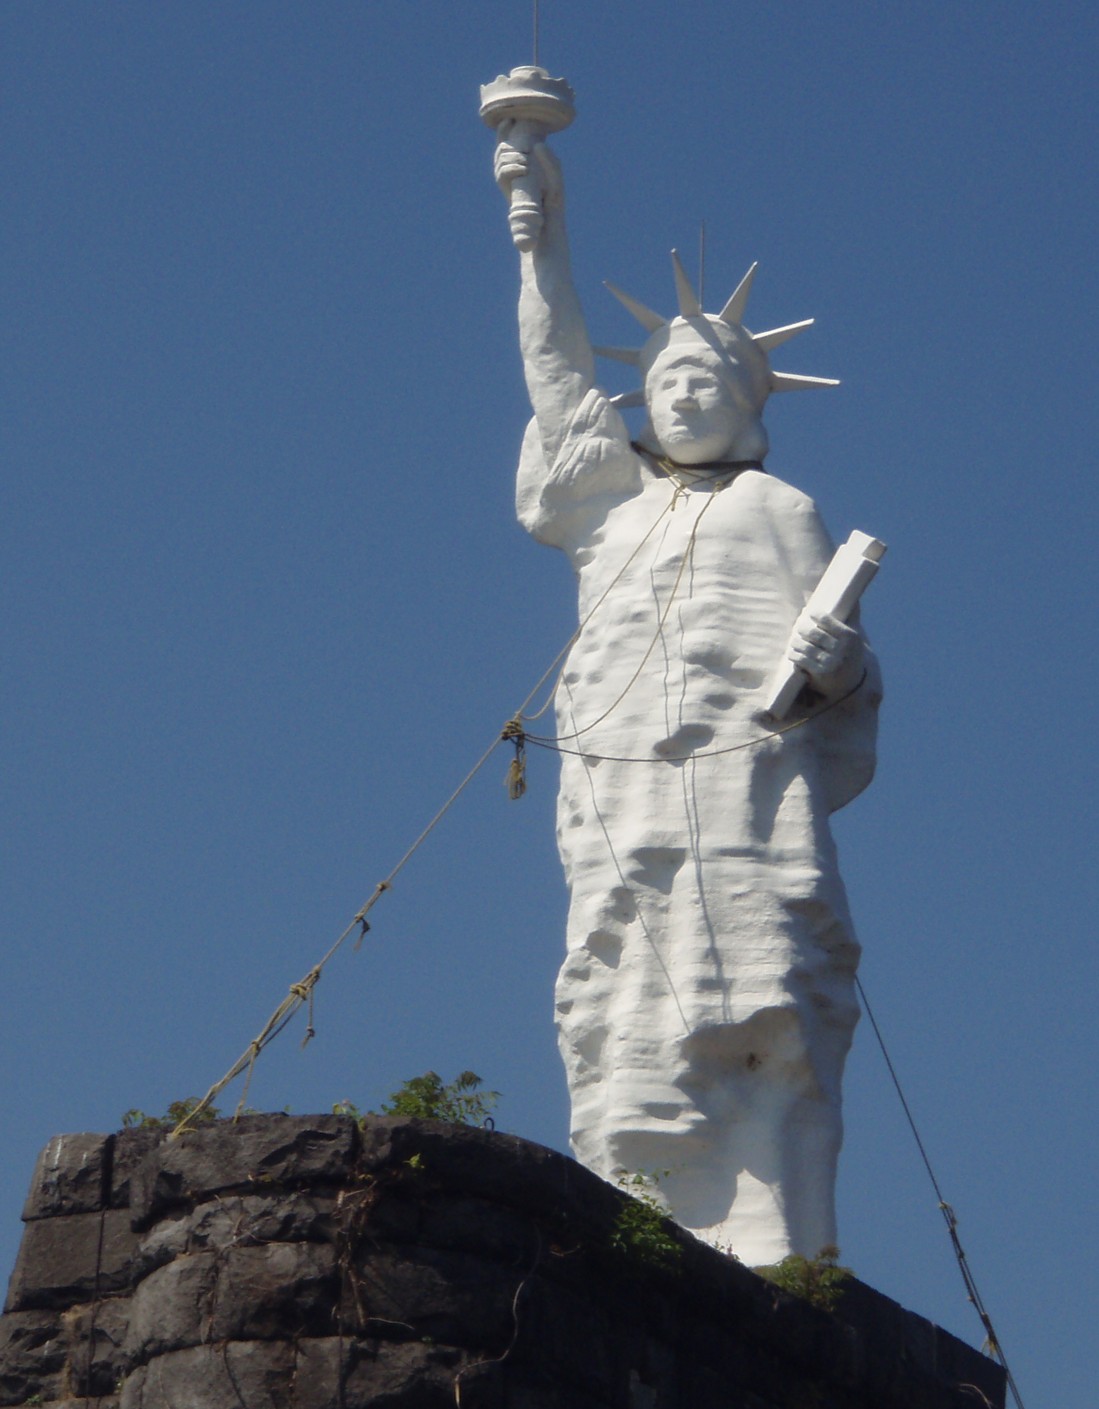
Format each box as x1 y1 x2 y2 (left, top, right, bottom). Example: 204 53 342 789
380 1070 499 1125
333 1072 500 1128
611 1171 682 1271
121 1098 221 1130
752 1244 851 1313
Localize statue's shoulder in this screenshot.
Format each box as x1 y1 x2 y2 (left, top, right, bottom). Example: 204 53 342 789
737 468 822 519
734 470 834 571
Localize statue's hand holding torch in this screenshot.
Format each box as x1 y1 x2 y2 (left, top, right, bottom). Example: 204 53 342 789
481 66 575 251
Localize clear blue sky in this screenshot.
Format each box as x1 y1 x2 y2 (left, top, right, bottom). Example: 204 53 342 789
3 5 1096 1404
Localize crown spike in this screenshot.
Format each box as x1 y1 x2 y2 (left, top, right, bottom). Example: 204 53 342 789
752 319 815 352
770 371 841 392
593 345 642 366
604 281 667 334
718 262 759 326
608 389 648 409
671 249 702 318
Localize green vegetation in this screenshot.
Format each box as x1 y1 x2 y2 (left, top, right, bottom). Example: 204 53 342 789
381 1070 498 1124
752 1245 851 1313
122 1072 501 1137
121 1098 221 1130
333 1071 500 1128
610 1171 682 1271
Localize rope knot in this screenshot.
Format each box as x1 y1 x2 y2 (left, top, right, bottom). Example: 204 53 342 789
502 716 527 800
289 968 320 1001
353 914 371 951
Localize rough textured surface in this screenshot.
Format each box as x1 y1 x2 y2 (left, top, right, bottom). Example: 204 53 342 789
6 1210 139 1312
494 101 882 1262
21 1135 110 1222
128 1114 356 1228
0 1115 1004 1408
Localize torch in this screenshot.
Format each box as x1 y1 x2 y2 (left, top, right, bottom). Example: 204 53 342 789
480 65 576 251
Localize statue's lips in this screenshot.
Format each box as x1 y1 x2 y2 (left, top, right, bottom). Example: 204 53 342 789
653 414 729 459
654 415 701 440
654 405 719 434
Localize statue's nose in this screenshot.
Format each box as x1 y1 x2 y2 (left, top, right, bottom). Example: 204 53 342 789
671 393 697 411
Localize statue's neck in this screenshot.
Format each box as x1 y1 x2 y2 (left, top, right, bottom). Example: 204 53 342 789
632 442 765 479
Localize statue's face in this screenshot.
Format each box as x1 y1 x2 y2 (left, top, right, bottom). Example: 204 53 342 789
644 348 763 465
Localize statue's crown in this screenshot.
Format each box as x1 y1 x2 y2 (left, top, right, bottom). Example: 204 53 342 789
593 252 839 410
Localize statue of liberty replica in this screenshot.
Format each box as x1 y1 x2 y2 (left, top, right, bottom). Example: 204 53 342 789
482 67 882 1264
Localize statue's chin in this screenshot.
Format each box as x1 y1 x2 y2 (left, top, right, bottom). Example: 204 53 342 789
651 421 768 467
644 413 768 466
655 436 742 466
666 442 727 465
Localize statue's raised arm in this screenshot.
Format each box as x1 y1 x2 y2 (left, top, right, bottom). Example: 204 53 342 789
481 67 595 471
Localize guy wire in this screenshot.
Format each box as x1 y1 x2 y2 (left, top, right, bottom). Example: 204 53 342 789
173 472 848 1143
171 479 687 1135
171 448 1022 1409
855 974 1026 1409
173 732 506 1135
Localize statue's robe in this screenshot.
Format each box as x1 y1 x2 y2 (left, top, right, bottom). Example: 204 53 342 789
518 390 881 1261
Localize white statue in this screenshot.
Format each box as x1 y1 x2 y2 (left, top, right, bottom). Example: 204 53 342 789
484 69 881 1264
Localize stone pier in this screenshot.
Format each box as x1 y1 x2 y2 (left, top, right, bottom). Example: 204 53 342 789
1 1113 1004 1408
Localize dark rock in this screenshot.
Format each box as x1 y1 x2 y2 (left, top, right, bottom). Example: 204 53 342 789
340 1244 518 1349
346 1185 420 1243
511 1275 620 1403
109 1129 169 1211
123 1252 219 1361
5 1210 138 1313
254 1337 470 1409
22 1135 109 1221
1 1115 1006 1409
132 1193 340 1280
129 1116 359 1228
417 1195 541 1263
280 1337 342 1409
25 1400 119 1409
934 1323 1004 1409
126 1243 338 1359
119 1342 294 1409
357 1120 619 1241
0 1309 66 1405
900 1309 939 1388
208 1242 339 1342
61 1297 130 1399
119 1338 475 1409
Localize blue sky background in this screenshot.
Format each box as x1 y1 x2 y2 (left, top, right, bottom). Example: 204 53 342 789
3 4 1096 1404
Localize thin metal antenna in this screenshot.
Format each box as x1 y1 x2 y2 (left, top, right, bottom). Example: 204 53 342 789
533 0 540 66
698 221 706 308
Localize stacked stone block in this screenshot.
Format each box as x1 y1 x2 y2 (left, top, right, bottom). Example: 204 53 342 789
1 1114 1005 1408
